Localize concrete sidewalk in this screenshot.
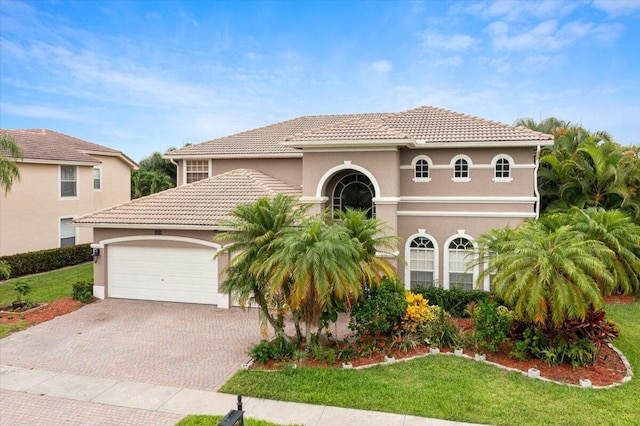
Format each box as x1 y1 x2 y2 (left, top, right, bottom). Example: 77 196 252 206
0 364 485 426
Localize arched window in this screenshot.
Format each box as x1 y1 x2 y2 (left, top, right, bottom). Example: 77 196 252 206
492 154 514 182
332 173 375 217
454 158 469 179
451 155 472 182
448 237 474 291
408 236 436 289
415 159 429 179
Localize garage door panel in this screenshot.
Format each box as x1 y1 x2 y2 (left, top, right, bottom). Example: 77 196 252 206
108 245 218 305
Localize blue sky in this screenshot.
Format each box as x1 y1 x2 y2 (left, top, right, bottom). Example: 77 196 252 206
1 0 639 162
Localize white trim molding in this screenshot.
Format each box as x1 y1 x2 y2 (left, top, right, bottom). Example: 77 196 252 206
299 196 329 204
96 235 222 250
399 196 537 204
315 163 381 198
397 211 537 218
372 197 400 205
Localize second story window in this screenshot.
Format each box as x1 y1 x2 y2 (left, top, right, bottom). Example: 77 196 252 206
415 159 429 179
454 158 469 179
93 167 102 190
186 160 209 184
495 158 510 179
60 166 77 198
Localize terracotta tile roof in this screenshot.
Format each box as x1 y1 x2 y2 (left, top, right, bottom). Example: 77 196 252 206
74 169 301 228
167 113 385 157
287 106 554 144
1 129 136 167
167 106 552 157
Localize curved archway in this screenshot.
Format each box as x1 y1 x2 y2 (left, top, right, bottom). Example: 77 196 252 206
331 172 375 217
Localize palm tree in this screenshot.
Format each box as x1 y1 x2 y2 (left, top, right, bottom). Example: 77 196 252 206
564 208 640 295
480 218 614 326
333 208 399 285
259 217 363 346
214 195 307 341
0 135 23 195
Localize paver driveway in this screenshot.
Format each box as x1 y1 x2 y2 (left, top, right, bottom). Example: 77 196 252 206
0 299 263 391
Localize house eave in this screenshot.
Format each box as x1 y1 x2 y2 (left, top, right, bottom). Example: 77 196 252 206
164 152 303 160
410 139 554 148
79 149 139 169
73 222 227 231
19 158 99 167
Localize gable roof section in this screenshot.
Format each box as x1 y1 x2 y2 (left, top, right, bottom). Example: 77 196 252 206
1 129 137 167
74 169 301 229
166 113 386 158
166 105 553 158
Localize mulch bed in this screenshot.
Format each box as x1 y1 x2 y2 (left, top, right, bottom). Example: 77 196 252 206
0 297 85 325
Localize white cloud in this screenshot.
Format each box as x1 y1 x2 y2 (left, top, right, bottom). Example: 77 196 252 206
458 0 578 22
422 31 478 51
487 19 620 51
433 56 463 67
371 60 392 73
592 0 640 16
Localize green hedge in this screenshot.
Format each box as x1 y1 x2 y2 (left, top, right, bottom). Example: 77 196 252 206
0 244 92 279
411 286 491 317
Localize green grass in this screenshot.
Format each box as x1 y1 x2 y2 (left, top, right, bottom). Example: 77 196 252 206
0 263 92 305
0 321 29 338
220 302 640 426
176 414 300 426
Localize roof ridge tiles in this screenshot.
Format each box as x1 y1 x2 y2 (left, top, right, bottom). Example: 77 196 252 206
283 114 411 141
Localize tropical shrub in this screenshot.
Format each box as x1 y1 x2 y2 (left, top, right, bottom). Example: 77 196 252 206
411 286 491 317
0 260 10 280
472 301 513 352
422 307 462 348
13 280 31 302
72 280 94 303
349 277 406 338
248 337 297 362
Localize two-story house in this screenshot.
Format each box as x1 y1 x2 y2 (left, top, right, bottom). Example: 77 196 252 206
0 129 137 256
75 106 553 307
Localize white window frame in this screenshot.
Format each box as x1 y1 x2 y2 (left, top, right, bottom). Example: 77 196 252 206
492 154 514 182
404 232 439 290
184 159 211 184
450 155 472 182
59 216 77 248
59 165 78 199
443 231 479 290
93 166 102 191
411 155 432 182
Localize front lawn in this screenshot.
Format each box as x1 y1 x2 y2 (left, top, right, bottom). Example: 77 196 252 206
0 263 92 305
176 414 300 426
220 302 640 426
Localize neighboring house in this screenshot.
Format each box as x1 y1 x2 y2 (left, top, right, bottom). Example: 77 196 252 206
75 106 553 307
0 129 137 256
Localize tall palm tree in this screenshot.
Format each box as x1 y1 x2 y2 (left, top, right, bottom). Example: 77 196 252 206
259 217 363 346
215 195 306 340
333 208 399 285
480 218 614 326
0 135 23 195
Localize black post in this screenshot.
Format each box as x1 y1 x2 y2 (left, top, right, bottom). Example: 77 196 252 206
237 394 243 411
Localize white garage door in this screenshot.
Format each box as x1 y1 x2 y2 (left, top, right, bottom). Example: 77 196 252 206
108 245 218 304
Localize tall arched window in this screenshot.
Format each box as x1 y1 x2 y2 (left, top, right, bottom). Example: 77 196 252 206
332 173 375 217
448 237 474 291
409 236 436 289
492 154 514 182
415 159 429 179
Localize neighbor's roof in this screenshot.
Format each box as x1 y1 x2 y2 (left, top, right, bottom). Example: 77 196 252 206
74 169 301 229
166 106 553 158
1 129 137 168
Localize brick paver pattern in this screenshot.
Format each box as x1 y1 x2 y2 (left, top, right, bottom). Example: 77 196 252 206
0 389 183 426
0 299 262 391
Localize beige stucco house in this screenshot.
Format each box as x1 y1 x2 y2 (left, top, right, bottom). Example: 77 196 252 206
75 106 553 307
0 129 137 256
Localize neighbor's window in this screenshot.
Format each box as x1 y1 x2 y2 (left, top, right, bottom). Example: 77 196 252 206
448 237 474 291
60 166 78 197
409 236 436 289
93 167 102 190
60 218 76 247
186 160 209 184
